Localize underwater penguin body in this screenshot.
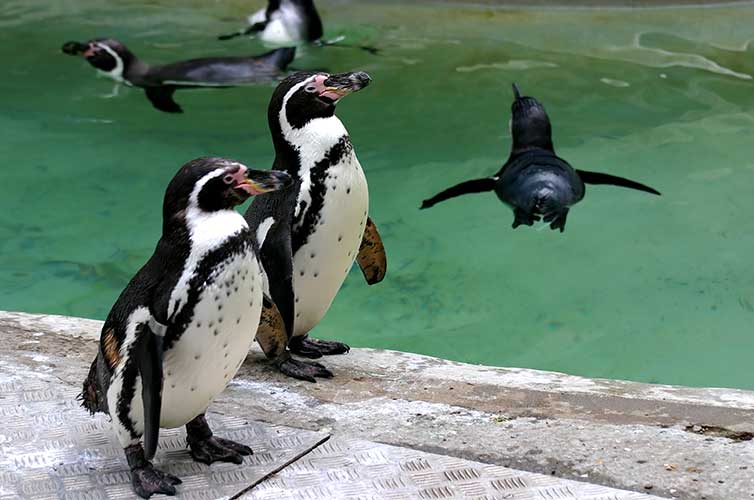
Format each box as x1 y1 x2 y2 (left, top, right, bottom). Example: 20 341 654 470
62 38 296 113
80 157 290 498
421 84 660 232
245 71 387 382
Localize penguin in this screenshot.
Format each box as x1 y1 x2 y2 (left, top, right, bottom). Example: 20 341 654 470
61 38 296 113
217 0 378 54
244 71 387 382
420 83 661 232
79 157 291 498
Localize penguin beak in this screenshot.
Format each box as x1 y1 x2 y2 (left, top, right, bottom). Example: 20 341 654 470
62 41 89 56
317 71 371 102
236 168 292 196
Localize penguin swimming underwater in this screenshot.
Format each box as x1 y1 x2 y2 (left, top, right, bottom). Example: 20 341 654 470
421 83 661 232
80 157 290 498
244 71 387 382
62 38 296 113
217 0 378 54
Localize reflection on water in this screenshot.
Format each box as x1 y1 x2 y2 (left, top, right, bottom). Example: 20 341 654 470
0 0 753 389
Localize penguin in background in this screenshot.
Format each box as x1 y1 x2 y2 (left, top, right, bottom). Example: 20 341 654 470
246 71 387 382
62 38 296 113
80 157 290 498
218 0 378 54
421 83 661 232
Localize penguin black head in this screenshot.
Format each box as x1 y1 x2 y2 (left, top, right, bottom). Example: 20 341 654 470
269 71 371 129
163 157 291 223
62 38 136 79
510 83 554 153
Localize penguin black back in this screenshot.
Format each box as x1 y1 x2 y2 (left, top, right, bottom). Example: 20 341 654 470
62 38 296 113
421 83 660 232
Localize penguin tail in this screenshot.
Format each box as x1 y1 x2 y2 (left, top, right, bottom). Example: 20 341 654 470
78 357 105 415
270 46 297 71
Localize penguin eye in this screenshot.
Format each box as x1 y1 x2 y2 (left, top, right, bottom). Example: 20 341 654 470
223 175 234 184
305 85 317 93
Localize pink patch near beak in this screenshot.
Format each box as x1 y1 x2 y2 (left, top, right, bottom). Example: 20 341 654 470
310 74 347 102
82 45 97 58
230 166 263 196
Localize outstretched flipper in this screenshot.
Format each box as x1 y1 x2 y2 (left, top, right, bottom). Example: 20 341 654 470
421 177 496 209
137 323 164 461
144 86 182 114
315 38 379 55
217 22 267 41
576 170 660 196
357 217 387 285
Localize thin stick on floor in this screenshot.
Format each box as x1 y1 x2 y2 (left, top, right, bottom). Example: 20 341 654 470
228 434 332 499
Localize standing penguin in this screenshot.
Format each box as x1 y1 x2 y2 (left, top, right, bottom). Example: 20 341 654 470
80 157 290 498
421 84 661 232
62 38 296 113
245 71 387 382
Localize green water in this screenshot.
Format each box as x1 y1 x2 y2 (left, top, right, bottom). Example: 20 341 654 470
2 0 753 389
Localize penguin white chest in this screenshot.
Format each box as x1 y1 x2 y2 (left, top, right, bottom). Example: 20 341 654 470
292 152 368 335
258 2 306 45
160 250 262 428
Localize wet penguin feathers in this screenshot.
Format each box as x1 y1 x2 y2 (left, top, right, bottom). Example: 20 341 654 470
420 82 660 231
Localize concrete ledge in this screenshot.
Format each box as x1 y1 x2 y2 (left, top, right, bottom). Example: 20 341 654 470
2 311 753 499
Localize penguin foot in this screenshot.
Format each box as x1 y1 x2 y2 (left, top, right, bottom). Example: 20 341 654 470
278 357 334 382
543 208 569 232
186 413 253 465
188 436 253 465
125 444 181 499
512 208 540 229
131 466 182 499
289 336 350 357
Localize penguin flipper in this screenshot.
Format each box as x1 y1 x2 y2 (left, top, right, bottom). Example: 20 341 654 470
217 23 265 41
420 177 496 209
145 86 183 114
576 170 661 196
357 217 387 285
256 294 288 361
137 322 164 461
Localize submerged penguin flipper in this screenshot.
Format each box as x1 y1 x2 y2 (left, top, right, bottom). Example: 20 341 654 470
137 322 164 461
576 170 661 196
145 86 183 114
420 177 496 209
357 217 387 285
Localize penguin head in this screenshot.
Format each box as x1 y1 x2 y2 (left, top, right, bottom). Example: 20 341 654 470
269 71 371 129
509 83 554 153
62 38 135 80
164 157 291 220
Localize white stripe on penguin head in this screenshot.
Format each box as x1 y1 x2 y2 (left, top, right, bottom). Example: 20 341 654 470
278 75 349 220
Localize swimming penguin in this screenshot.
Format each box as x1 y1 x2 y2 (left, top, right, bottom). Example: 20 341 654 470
244 71 387 382
79 157 290 498
218 0 378 54
421 83 661 232
62 38 296 113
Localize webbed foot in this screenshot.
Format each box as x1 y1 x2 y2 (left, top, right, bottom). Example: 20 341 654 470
186 414 252 465
125 444 182 499
543 207 569 232
289 335 350 357
278 356 334 382
512 208 540 229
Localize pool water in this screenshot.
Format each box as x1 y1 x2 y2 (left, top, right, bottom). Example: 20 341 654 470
2 0 753 390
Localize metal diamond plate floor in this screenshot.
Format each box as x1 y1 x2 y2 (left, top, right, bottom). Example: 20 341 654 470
0 352 659 500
